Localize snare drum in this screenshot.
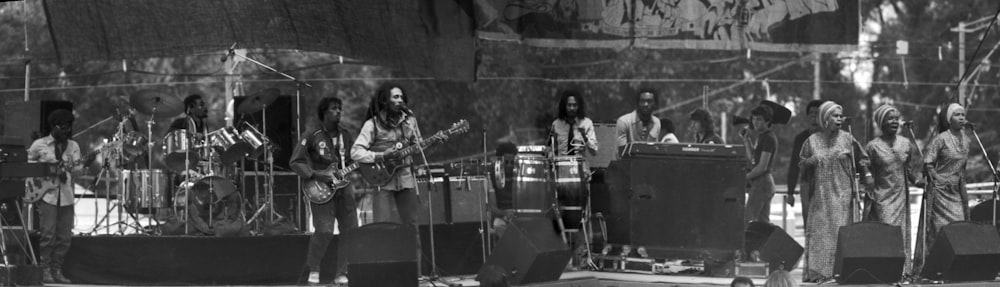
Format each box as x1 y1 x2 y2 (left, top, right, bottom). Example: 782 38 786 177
510 154 555 217
209 127 252 163
120 131 147 162
554 156 589 230
121 169 171 213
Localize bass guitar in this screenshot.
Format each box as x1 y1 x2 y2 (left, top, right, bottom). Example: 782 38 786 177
358 120 469 186
24 150 98 203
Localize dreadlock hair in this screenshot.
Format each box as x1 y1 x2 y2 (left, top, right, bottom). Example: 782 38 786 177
556 89 586 120
365 82 408 126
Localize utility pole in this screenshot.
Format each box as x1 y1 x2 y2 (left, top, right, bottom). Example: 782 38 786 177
950 15 999 106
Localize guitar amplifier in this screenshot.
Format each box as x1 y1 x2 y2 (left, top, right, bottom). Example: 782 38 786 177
585 123 618 168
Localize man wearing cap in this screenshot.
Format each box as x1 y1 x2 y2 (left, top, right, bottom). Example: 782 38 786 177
26 109 87 284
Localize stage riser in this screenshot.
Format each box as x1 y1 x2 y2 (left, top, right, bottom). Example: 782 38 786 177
60 222 485 284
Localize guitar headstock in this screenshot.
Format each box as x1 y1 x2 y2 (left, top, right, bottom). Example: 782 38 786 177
447 119 469 135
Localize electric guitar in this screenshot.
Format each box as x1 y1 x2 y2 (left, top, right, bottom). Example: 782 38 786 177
302 162 361 204
24 150 98 203
358 120 469 186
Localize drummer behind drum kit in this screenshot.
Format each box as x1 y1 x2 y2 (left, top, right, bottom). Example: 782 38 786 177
89 89 282 235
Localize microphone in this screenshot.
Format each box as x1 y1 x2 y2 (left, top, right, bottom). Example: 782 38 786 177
965 122 975 129
901 120 914 127
399 104 414 116
220 42 238 63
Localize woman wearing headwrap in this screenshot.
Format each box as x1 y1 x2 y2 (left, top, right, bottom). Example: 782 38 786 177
798 101 872 282
864 104 923 274
913 103 970 274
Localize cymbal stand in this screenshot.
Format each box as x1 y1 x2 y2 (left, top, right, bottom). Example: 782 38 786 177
246 123 280 226
228 45 311 229
92 117 144 234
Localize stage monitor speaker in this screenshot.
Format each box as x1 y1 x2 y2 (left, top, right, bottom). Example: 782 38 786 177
344 222 418 287
834 222 905 284
477 217 571 285
745 221 802 272
921 221 1000 282
234 95 293 171
39 100 73 138
970 200 1000 228
585 123 617 168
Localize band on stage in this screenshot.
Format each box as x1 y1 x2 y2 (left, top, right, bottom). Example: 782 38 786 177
19 82 992 284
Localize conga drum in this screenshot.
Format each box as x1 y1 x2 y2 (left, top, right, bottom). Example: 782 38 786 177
510 154 555 217
553 156 588 231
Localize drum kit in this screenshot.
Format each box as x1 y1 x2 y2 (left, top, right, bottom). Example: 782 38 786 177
88 89 280 235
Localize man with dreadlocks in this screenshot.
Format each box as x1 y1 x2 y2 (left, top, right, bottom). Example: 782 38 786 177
351 82 433 271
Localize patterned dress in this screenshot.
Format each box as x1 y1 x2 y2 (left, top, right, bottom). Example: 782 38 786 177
864 135 920 273
799 130 869 281
913 130 970 273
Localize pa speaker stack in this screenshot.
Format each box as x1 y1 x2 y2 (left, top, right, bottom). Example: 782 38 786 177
477 218 572 285
834 222 905 284
921 221 1000 282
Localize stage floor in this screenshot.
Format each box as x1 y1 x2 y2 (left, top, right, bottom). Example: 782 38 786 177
36 271 1000 287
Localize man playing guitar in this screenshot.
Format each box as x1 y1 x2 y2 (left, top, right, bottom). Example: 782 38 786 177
26 109 88 284
290 96 357 285
351 83 445 274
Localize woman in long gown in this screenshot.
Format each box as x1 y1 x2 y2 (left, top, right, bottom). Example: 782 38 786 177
799 101 873 282
864 104 923 274
913 103 970 274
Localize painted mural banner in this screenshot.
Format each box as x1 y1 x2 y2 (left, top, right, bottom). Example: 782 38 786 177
475 0 859 52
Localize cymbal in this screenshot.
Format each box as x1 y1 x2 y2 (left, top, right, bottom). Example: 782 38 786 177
236 88 280 114
130 90 183 117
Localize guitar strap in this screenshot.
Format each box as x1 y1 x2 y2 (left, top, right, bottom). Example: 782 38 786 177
337 133 345 170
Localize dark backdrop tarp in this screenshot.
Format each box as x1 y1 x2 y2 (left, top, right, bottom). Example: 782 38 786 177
41 0 476 81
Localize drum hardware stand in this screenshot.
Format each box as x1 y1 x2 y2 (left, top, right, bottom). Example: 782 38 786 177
246 127 282 227
227 45 311 231
91 119 145 235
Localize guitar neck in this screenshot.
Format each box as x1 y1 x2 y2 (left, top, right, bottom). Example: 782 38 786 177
396 136 444 158
337 162 360 177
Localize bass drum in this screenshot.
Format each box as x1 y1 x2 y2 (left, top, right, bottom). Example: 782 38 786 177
121 169 172 214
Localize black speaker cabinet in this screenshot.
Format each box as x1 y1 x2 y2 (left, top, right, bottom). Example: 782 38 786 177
745 221 803 272
606 155 745 259
478 217 571 285
417 177 447 225
345 222 418 287
970 200 1000 228
834 222 905 284
447 176 491 224
921 221 1000 282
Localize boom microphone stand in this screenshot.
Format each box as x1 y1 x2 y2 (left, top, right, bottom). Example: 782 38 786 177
845 118 863 222
967 123 999 227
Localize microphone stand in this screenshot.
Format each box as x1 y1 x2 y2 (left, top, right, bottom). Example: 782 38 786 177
412 120 442 283
845 119 863 222
479 129 492 262
967 124 999 228
905 123 932 276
